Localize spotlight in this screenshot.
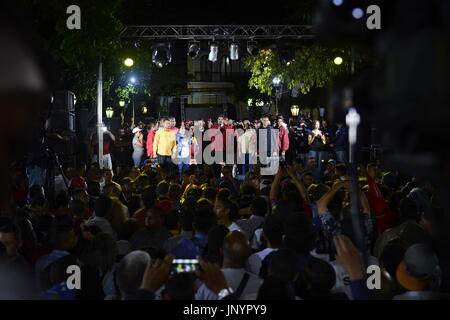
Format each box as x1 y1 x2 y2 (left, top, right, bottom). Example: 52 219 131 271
152 43 172 68
332 0 343 6
247 41 258 56
208 42 219 62
230 43 239 60
188 41 200 58
129 76 136 84
273 76 281 86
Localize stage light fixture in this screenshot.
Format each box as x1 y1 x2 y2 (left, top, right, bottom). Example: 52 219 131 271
208 42 219 62
230 43 239 60
152 43 172 68
188 41 200 58
247 41 258 56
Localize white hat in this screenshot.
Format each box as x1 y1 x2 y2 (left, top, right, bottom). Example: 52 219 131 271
132 127 142 134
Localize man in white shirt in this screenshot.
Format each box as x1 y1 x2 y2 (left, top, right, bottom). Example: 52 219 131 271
195 231 262 300
246 214 283 276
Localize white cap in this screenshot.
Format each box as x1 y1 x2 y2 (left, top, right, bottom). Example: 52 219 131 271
132 127 142 134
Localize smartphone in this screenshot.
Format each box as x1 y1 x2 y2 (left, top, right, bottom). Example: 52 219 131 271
171 259 199 275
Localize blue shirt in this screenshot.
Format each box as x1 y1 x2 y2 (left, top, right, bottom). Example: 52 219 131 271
171 234 208 259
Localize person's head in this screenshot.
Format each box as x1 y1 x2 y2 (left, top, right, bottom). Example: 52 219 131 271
162 118 171 129
116 250 151 299
251 196 268 217
260 114 271 128
307 157 317 169
267 248 298 283
168 184 181 202
309 184 330 202
169 117 176 128
48 223 77 251
336 121 343 128
302 172 315 188
380 243 406 278
277 115 285 127
130 166 141 179
193 209 217 235
0 223 23 259
399 197 420 222
181 196 196 213
145 206 165 230
301 257 337 298
321 119 328 128
94 195 113 218
136 174 149 190
141 187 157 209
222 231 251 268
85 232 118 274
202 225 229 265
163 273 195 300
203 187 217 203
283 213 316 254
257 276 296 300
335 163 347 177
157 181 170 198
263 214 284 247
104 182 122 198
326 160 336 173
214 199 239 225
216 188 231 202
217 115 224 125
396 243 439 292
222 165 232 177
103 168 113 183
292 158 304 173
313 120 320 130
367 163 378 179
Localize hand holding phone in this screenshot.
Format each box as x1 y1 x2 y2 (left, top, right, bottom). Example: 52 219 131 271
171 259 199 275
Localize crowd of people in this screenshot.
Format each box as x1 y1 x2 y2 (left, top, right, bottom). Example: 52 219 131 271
87 114 349 178
1 114 447 300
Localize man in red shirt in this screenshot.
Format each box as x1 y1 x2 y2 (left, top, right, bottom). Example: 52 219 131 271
146 122 158 159
208 115 235 164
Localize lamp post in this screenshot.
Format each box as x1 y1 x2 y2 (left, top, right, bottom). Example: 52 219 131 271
291 105 300 117
97 61 103 169
129 76 137 121
106 107 114 119
273 76 281 115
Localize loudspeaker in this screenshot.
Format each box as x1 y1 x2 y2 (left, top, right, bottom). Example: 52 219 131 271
53 90 75 112
48 110 75 134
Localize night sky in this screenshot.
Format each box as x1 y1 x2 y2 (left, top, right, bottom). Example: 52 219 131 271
119 0 315 25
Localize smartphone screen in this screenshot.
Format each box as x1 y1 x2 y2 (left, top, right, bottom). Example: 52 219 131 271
171 259 199 274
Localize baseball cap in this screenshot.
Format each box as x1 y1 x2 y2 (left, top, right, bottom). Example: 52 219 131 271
328 159 336 166
132 127 142 134
396 243 439 291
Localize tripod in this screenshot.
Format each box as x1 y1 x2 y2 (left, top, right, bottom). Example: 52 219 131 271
43 145 69 210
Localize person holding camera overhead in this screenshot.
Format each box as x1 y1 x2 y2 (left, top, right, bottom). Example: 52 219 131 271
308 120 327 173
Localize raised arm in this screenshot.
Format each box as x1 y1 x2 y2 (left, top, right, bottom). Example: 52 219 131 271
270 167 284 202
317 181 348 216
286 165 310 204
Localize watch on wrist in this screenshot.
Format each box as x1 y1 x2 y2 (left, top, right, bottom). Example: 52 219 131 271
218 287 234 299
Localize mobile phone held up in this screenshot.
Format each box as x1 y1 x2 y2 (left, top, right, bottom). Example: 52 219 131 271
171 259 199 275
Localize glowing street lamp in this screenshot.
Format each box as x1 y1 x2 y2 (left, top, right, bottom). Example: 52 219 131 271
291 105 300 117
119 100 125 107
142 106 148 114
106 107 114 118
124 58 134 67
334 56 343 65
272 76 281 87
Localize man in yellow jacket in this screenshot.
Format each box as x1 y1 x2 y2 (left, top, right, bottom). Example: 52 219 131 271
153 118 177 171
